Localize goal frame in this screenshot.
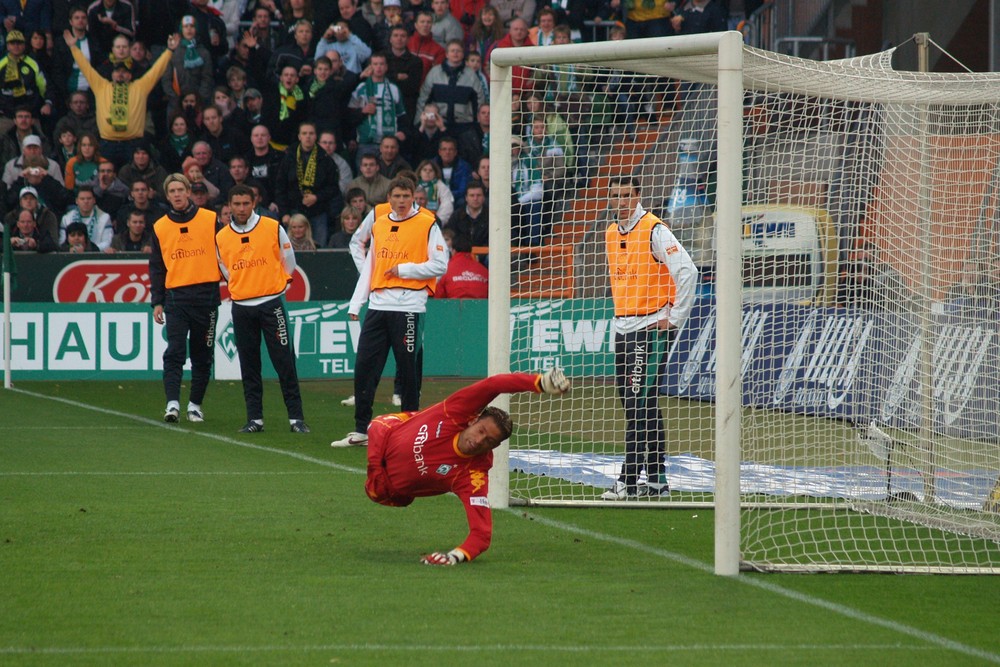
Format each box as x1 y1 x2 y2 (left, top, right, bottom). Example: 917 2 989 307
487 31 746 576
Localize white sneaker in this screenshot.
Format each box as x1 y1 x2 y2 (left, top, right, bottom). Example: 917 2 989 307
187 408 204 422
331 431 368 448
391 394 402 407
164 406 179 423
600 481 648 501
340 395 355 406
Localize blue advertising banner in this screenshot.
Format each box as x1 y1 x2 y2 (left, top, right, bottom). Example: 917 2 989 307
663 298 1000 440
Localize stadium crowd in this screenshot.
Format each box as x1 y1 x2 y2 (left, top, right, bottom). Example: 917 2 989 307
0 0 740 261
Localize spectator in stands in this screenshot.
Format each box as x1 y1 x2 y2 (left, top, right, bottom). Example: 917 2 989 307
242 86 264 127
247 5 277 51
189 180 212 208
318 129 354 195
671 0 727 36
63 29 179 168
458 102 489 166
449 0 485 38
118 140 168 192
51 7 93 116
97 33 138 78
530 7 558 45
415 159 453 224
286 212 317 251
115 177 166 231
86 0 136 61
268 19 315 79
189 140 233 193
408 11 444 79
491 0 536 26
198 104 250 164
336 0 376 48
213 87 250 137
430 0 462 47
349 52 408 165
261 63 310 150
361 0 386 28
247 124 282 201
328 204 362 248
434 136 471 205
2 0 53 50
472 155 488 195
415 40 483 134
376 135 411 179
188 0 229 60
623 0 674 39
511 135 544 245
5 184 57 241
464 50 488 102
278 0 320 51
523 93 574 170
60 185 113 251
179 91 204 133
221 32 268 93
108 208 152 252
384 25 423 120
93 159 129 213
50 125 77 176
158 112 194 174
0 30 52 122
466 5 502 60
52 92 98 146
0 107 44 168
63 133 101 191
225 65 252 108
401 0 431 28
308 53 357 139
409 101 446 164
348 152 391 207
7 205 57 253
275 120 342 246
316 20 372 76
487 18 534 94
163 16 214 117
344 186 370 217
182 158 221 204
446 180 488 251
434 232 488 298
59 219 100 252
3 134 63 187
371 0 400 52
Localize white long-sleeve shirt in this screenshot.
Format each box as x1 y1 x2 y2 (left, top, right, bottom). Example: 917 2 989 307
612 204 699 335
217 211 296 307
348 207 449 316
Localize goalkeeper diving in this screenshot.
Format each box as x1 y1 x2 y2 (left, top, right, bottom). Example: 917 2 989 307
364 368 571 566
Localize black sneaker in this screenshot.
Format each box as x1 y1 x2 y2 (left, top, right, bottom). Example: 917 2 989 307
238 421 264 433
290 420 310 433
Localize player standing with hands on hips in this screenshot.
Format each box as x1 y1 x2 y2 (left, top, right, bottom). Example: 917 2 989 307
331 176 448 448
216 184 310 434
601 175 698 500
365 368 572 565
150 174 222 423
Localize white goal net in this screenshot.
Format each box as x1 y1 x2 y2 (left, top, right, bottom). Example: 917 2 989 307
488 32 1000 574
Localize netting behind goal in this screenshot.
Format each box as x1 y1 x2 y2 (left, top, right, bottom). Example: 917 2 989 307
489 33 1000 573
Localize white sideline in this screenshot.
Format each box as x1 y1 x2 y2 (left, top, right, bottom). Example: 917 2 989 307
6 387 1000 665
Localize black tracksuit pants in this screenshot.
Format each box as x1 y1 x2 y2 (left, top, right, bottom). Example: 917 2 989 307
353 309 422 433
162 303 217 406
232 296 304 422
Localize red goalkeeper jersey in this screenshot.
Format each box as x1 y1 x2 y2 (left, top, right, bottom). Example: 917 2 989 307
366 373 544 561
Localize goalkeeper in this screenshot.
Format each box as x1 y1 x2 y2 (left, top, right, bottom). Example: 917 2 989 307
602 175 698 500
364 369 571 566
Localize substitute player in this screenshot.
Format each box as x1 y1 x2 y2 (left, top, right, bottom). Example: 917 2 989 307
331 176 448 448
150 173 222 423
216 184 309 434
365 368 571 565
601 175 698 500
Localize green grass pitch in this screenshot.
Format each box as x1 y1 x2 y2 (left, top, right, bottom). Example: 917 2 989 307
2 378 999 666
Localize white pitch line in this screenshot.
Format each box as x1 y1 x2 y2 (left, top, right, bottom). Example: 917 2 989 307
8 386 1000 664
0 643 938 656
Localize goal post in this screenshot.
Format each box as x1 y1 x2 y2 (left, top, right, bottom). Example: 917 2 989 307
488 32 1000 574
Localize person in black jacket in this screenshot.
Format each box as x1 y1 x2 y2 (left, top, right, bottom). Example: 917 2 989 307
260 64 310 149
149 172 222 423
274 121 341 247
6 206 58 253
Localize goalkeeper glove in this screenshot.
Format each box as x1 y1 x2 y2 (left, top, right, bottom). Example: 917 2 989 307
420 549 468 566
540 367 571 395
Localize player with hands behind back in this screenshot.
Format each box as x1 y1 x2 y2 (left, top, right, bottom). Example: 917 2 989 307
360 367 571 566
